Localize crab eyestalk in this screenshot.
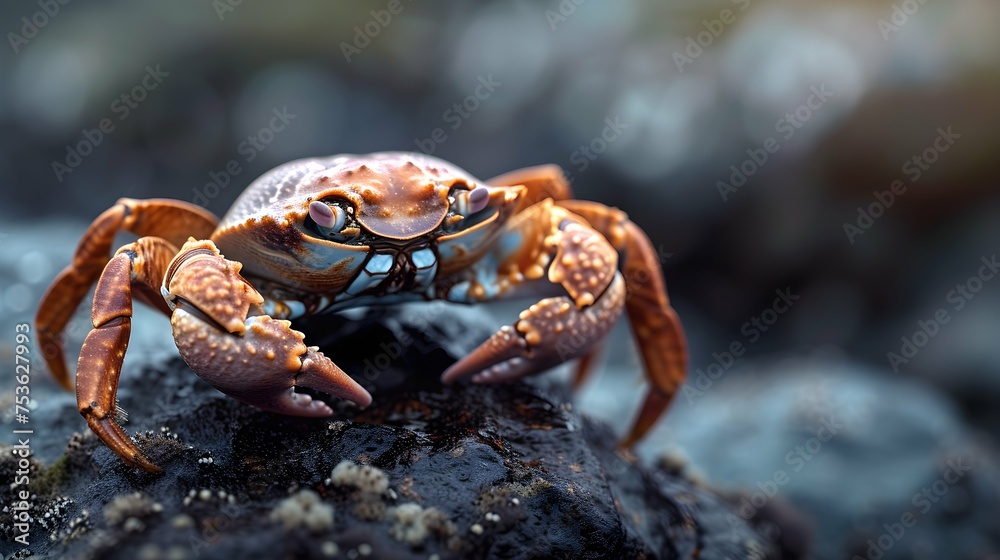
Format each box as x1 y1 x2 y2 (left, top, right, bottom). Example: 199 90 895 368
309 200 347 232
453 186 490 217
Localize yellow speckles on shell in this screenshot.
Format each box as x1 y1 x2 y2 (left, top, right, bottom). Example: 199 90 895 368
525 331 541 346
525 264 545 280
548 221 617 305
167 240 263 335
266 350 276 360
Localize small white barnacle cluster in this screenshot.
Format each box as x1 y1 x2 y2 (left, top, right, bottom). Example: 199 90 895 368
35 496 72 534
327 460 390 494
386 502 456 546
182 488 236 507
103 492 163 533
326 460 391 521
323 460 462 550
51 506 91 543
270 489 334 534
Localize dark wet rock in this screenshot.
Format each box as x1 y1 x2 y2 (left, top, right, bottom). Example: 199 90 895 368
1 303 804 559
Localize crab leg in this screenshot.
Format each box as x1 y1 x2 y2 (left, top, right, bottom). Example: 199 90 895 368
36 199 218 391
76 237 180 473
441 209 626 385
488 163 574 213
165 240 372 418
558 200 689 448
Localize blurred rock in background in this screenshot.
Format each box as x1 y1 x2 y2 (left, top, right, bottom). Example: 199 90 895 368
1 1 999 558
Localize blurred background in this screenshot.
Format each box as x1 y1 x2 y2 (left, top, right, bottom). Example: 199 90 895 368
1 0 999 558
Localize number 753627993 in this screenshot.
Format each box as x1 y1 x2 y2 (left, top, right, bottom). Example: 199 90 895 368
14 323 31 424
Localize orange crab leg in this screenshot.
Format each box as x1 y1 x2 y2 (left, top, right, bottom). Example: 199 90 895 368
558 200 689 448
76 237 179 473
36 199 218 391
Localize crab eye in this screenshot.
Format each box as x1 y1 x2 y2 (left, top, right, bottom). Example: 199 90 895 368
452 186 490 217
309 201 346 231
306 200 361 244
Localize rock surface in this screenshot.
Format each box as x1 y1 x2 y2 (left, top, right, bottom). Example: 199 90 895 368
1 304 805 559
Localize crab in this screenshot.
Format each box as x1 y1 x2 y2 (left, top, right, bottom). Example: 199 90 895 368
36 152 687 473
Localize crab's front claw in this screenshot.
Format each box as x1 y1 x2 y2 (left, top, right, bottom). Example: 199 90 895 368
166 240 371 417
442 272 625 384
172 309 372 415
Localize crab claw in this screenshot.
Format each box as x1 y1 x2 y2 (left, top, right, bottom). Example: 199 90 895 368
442 272 625 384
165 239 370 416
171 309 372 415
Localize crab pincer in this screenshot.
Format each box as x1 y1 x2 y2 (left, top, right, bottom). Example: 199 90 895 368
165 240 372 417
441 217 626 384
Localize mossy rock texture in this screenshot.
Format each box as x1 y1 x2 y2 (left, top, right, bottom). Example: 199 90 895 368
1 304 805 559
